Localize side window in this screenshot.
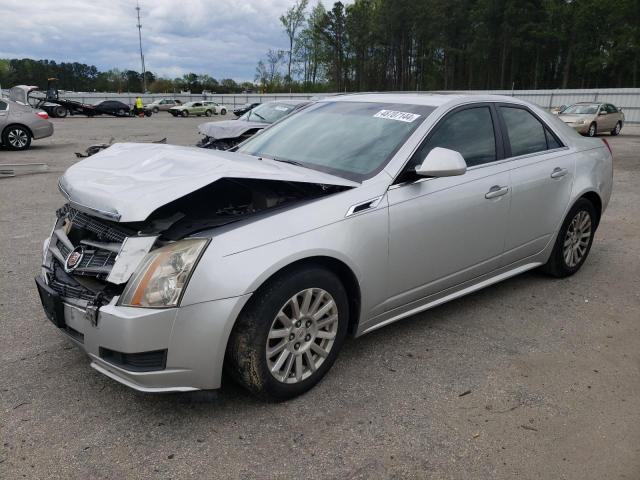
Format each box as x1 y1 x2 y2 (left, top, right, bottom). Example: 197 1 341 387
500 107 550 157
410 106 497 169
0 101 7 111
606 104 617 114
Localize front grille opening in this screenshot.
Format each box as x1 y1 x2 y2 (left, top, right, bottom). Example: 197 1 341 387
99 347 167 372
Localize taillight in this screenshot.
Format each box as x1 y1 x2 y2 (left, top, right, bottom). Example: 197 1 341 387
36 111 49 120
602 138 612 155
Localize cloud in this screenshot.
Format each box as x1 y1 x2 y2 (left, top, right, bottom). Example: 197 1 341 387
0 0 301 81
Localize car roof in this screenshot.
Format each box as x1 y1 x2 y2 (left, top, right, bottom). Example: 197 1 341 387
319 92 543 109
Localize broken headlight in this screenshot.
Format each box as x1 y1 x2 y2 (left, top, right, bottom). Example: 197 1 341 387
118 238 209 308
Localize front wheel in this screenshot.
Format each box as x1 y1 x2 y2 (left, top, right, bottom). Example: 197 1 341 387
181 110 189 117
541 198 597 278
226 266 349 401
205 109 212 117
153 107 159 113
587 122 597 137
2 125 32 150
220 108 227 115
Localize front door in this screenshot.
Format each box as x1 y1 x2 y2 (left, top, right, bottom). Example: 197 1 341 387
385 104 511 311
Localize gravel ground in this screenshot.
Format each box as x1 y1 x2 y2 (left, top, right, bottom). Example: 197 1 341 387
1 115 639 479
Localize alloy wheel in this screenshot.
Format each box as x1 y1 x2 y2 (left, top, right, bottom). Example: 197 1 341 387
7 128 28 148
563 210 592 268
266 288 339 384
588 124 596 137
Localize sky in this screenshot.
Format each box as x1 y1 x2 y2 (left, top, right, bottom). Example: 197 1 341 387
0 0 306 82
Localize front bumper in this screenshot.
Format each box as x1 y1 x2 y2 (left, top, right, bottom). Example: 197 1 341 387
564 122 589 134
36 274 251 392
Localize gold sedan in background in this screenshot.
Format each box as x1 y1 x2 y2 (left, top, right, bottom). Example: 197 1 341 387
558 102 624 137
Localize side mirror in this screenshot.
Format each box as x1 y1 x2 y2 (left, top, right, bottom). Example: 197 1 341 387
415 147 467 177
599 110 607 116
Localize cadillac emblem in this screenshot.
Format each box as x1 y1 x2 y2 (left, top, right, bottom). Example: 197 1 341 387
64 246 85 273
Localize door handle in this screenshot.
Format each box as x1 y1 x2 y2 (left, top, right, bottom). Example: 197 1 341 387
485 185 509 199
551 167 568 179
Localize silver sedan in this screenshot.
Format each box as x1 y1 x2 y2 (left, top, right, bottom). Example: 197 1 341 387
1 98 53 150
36 94 612 400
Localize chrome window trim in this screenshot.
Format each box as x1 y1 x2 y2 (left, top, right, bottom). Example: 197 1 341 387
387 99 571 190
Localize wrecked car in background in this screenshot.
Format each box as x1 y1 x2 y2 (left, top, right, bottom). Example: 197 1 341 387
36 94 612 401
197 100 308 150
233 102 261 117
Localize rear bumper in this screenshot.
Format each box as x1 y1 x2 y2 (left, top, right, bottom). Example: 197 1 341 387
32 121 54 140
37 274 252 392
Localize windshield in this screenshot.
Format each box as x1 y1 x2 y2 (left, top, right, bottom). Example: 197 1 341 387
562 104 599 115
240 102 299 123
238 101 434 181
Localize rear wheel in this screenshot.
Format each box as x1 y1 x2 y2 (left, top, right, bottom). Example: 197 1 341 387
611 121 622 136
541 198 597 277
587 122 597 137
226 266 349 401
2 125 32 151
54 106 67 118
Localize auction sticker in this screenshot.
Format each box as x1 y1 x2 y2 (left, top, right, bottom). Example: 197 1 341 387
374 110 421 122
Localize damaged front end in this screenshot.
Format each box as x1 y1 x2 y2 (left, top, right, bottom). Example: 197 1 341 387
41 176 351 324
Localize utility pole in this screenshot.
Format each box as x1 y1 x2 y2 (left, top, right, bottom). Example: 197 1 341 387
136 1 146 93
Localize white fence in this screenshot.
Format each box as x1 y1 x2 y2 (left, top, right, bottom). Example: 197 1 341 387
3 87 639 123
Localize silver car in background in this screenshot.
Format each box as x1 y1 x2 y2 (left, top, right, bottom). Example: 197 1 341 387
36 94 612 400
0 98 54 150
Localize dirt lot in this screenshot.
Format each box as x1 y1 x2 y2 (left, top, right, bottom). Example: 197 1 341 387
1 115 639 479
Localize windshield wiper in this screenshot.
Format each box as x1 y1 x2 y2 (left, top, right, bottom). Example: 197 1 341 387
252 111 266 121
271 157 305 167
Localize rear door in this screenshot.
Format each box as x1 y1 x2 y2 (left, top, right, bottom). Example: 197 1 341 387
497 104 575 264
385 103 511 310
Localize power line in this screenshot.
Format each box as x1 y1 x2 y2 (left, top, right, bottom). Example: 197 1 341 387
136 0 146 92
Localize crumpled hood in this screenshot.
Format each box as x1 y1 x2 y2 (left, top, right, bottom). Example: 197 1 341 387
198 119 269 140
58 143 357 222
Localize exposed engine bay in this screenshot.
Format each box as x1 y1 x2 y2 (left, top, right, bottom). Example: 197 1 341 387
196 131 260 150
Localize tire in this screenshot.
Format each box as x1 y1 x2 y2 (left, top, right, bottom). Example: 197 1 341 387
2 125 32 151
153 107 159 113
220 108 227 115
226 265 349 401
117 108 127 117
205 109 213 117
541 198 597 278
181 110 189 117
611 121 622 136
144 110 152 117
54 106 67 118
587 122 597 137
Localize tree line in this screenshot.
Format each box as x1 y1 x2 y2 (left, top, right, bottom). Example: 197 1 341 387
257 0 640 92
0 58 255 94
